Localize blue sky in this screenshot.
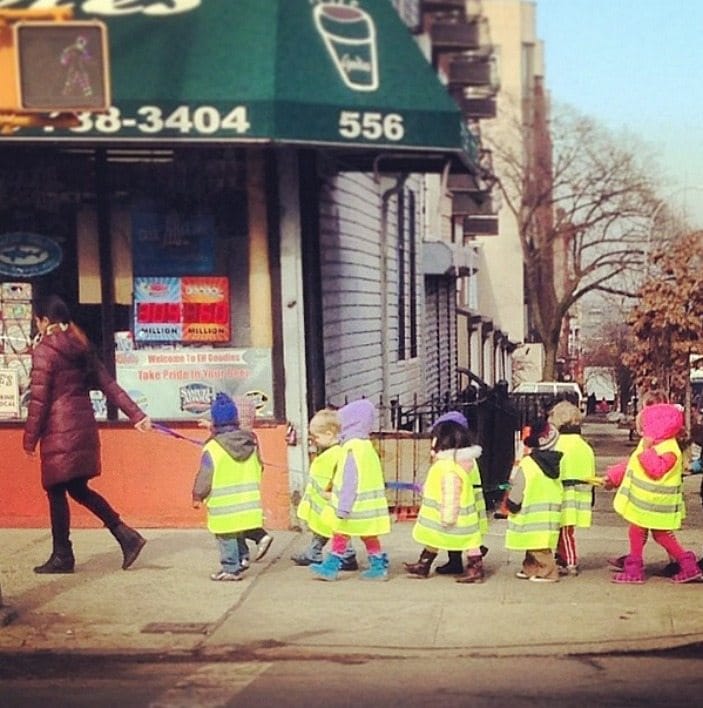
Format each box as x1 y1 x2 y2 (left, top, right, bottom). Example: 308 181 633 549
535 0 703 224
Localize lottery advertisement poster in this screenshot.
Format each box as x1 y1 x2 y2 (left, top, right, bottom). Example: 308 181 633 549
133 276 230 343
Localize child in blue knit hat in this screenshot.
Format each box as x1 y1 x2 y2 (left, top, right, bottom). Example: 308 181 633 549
192 392 271 580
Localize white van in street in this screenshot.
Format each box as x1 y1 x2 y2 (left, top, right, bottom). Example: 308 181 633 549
513 381 584 410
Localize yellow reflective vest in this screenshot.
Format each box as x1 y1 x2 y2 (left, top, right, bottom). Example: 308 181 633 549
412 458 482 551
297 444 342 537
613 437 684 530
505 456 562 551
556 433 595 528
204 439 263 534
472 460 488 534
323 438 391 537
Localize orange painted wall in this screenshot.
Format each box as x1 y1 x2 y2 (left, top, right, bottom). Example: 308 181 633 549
0 424 292 530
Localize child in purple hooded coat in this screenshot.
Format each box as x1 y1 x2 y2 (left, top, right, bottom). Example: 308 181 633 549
310 399 391 581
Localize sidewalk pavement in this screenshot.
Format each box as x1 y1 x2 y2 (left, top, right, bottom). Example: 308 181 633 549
2 421 703 660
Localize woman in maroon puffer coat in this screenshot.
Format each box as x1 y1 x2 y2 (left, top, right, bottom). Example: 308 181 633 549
23 295 152 574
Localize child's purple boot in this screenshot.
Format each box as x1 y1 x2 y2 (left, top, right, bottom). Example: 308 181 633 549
611 555 645 584
310 553 342 581
671 552 703 584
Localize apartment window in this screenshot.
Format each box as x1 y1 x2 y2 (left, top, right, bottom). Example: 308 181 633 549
408 190 418 358
521 42 535 98
397 187 418 361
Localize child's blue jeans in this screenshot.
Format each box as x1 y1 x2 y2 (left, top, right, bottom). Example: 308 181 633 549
215 532 241 573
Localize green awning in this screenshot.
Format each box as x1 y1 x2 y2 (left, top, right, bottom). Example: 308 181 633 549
5 0 470 162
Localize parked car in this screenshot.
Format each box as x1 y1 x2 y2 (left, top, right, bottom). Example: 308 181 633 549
512 381 584 411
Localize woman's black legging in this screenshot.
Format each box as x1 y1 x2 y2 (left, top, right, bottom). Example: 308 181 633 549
47 478 120 549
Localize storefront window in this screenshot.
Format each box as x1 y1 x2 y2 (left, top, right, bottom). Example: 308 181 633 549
0 147 274 423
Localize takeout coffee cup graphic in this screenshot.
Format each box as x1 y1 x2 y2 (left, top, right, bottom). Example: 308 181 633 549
313 2 379 92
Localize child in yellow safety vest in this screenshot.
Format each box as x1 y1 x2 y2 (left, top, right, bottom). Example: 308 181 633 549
425 411 489 576
505 417 563 582
604 402 702 584
310 399 391 581
192 392 265 581
605 389 681 576
291 408 357 570
404 420 485 582
548 401 596 577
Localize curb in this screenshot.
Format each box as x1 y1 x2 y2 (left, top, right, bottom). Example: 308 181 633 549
1 633 703 662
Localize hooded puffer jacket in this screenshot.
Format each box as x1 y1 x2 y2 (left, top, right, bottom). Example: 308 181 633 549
23 328 146 489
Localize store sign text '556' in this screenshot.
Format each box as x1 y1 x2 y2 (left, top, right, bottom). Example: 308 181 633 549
48 105 405 142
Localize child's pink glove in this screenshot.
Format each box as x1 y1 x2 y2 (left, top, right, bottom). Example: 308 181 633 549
603 461 627 489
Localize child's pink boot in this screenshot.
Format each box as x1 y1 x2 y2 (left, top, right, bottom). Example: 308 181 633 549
611 556 645 584
671 552 703 584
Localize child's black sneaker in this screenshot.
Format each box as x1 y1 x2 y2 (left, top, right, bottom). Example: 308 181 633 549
607 555 626 571
291 553 316 566
655 561 680 577
255 534 274 561
340 557 359 571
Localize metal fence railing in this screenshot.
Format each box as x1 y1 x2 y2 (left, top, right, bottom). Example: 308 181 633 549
363 385 521 518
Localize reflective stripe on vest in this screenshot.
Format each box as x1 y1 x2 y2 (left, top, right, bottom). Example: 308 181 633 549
472 461 488 533
412 458 482 550
556 434 595 528
505 456 562 551
613 437 684 529
297 444 342 537
205 439 263 534
326 438 391 537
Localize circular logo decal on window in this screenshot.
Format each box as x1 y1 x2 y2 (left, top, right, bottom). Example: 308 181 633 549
0 232 63 277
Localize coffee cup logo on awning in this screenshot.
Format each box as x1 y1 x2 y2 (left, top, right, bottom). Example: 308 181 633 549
312 1 379 92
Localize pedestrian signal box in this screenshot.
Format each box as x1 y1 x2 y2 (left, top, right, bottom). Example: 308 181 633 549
13 21 110 112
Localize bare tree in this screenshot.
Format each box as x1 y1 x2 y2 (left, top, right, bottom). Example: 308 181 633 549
624 231 703 412
488 96 658 380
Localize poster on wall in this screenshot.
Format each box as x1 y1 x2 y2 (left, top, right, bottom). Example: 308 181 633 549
0 368 20 419
132 208 215 276
115 347 273 421
133 276 230 343
1 281 33 418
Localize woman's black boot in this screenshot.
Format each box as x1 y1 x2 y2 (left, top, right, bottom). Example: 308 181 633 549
435 550 464 575
110 522 147 570
34 542 75 574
